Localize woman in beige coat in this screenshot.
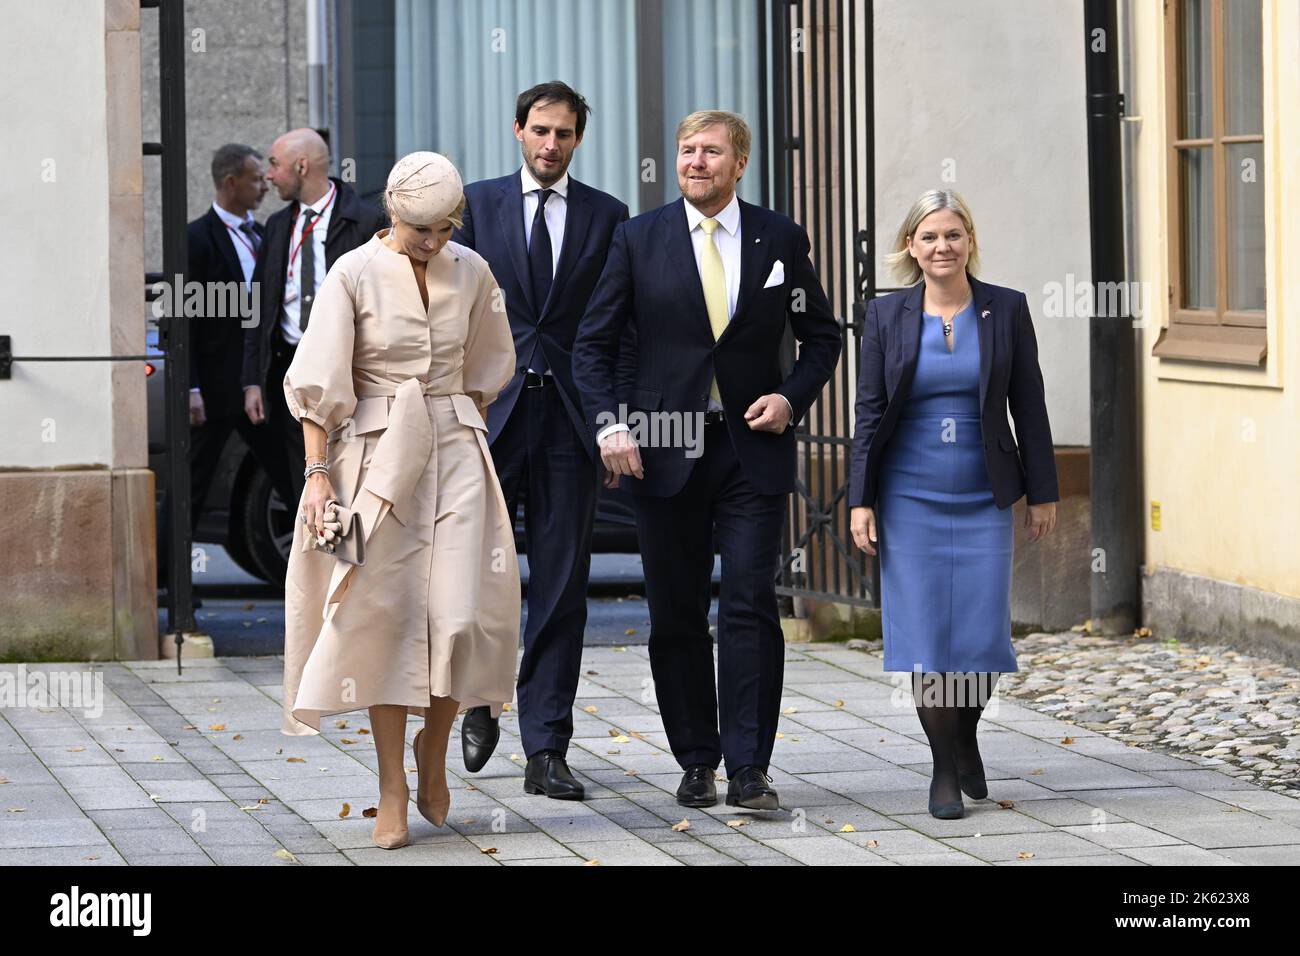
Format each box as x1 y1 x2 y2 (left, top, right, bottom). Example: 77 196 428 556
281 152 520 849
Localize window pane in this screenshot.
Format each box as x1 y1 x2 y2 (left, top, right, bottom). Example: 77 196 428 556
1179 0 1213 138
1179 148 1215 309
1226 143 1265 311
1223 0 1263 136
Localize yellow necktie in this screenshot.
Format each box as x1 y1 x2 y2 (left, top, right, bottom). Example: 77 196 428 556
699 217 729 404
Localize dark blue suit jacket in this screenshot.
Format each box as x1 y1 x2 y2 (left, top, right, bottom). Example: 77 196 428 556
453 170 629 453
848 275 1059 511
572 197 842 498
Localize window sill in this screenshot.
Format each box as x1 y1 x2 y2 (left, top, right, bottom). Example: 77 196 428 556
1151 322 1267 367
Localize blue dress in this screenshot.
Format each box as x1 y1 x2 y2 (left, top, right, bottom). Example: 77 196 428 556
876 302 1016 673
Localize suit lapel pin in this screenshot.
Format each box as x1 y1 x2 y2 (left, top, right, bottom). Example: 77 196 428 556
981 309 990 318
755 238 761 243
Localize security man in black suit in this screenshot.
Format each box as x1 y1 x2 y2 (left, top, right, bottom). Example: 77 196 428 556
241 128 386 511
184 144 285 529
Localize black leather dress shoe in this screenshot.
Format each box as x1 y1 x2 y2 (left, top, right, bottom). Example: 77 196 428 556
523 750 585 800
460 705 500 773
725 766 780 811
676 764 718 807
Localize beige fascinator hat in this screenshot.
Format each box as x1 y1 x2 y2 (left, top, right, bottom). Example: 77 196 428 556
385 151 463 225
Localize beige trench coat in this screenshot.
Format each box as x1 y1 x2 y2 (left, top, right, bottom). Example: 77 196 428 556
280 232 520 736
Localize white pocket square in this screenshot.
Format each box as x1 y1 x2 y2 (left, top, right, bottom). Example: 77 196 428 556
762 259 785 288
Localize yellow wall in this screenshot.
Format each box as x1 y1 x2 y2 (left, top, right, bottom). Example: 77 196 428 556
1133 0 1300 598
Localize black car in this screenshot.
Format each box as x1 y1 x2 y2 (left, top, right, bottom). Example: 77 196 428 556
147 324 640 585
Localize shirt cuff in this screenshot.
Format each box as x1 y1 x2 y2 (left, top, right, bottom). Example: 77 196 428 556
189 387 201 394
775 392 794 428
596 422 630 445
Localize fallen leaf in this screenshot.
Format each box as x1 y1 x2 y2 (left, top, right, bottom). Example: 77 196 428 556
783 707 797 714
339 803 351 818
629 731 647 741
85 855 100 861
182 725 197 731
509 753 520 761
624 769 640 777
997 800 1015 809
208 724 225 731
583 705 599 714
726 819 748 828
624 628 637 636
334 720 348 729
6 808 26 813
606 750 621 755
151 756 164 762
1029 768 1044 775
610 735 631 744
502 703 512 712
0 778 8 785
287 757 306 763
839 824 856 833
775 732 785 739
1017 851 1035 860
66 747 85 753
481 847 499 855
232 735 243 742
362 807 378 818
865 839 879 848
833 700 844 708
340 738 357 745
466 784 479 791
672 819 692 832
1061 736 1075 745
584 859 601 866
274 848 298 862
357 728 370 735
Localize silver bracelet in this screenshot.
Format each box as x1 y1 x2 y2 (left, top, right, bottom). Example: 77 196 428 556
304 462 330 480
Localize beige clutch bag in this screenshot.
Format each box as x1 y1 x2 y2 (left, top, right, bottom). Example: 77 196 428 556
305 499 366 566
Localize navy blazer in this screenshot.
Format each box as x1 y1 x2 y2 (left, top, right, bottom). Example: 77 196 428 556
572 197 842 498
187 207 264 416
453 170 630 454
848 275 1059 511
241 178 386 391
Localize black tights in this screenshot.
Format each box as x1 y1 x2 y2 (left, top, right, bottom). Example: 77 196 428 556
912 672 999 804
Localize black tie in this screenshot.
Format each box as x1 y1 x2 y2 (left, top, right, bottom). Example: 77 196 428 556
298 207 318 331
528 188 554 316
239 220 261 256
526 188 555 374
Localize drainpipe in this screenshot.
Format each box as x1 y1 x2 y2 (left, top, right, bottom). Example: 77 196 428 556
307 0 329 136
1084 0 1139 634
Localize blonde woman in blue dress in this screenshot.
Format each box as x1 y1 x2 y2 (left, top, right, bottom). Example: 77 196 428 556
849 190 1058 819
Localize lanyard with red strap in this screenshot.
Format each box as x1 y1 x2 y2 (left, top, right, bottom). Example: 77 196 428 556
223 221 260 261
287 181 337 281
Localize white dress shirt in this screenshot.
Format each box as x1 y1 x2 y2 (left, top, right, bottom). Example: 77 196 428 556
211 201 258 285
521 166 568 375
279 181 337 346
521 165 567 279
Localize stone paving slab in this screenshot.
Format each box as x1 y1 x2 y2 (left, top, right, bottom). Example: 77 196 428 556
2 642 1300 865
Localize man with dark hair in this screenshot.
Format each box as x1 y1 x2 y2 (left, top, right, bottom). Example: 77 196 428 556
241 128 386 513
453 81 629 800
184 143 280 527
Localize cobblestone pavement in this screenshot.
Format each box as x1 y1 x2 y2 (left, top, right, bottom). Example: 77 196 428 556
3 639 1300 865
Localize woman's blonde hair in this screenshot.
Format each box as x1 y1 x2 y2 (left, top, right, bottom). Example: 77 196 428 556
382 192 466 231
884 189 980 285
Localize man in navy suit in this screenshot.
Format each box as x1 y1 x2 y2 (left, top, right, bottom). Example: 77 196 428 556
573 111 841 809
452 81 630 800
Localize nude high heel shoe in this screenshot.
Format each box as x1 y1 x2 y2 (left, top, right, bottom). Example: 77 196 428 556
372 791 410 849
412 728 451 827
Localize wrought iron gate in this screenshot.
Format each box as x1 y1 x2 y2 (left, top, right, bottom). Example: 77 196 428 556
762 0 878 609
